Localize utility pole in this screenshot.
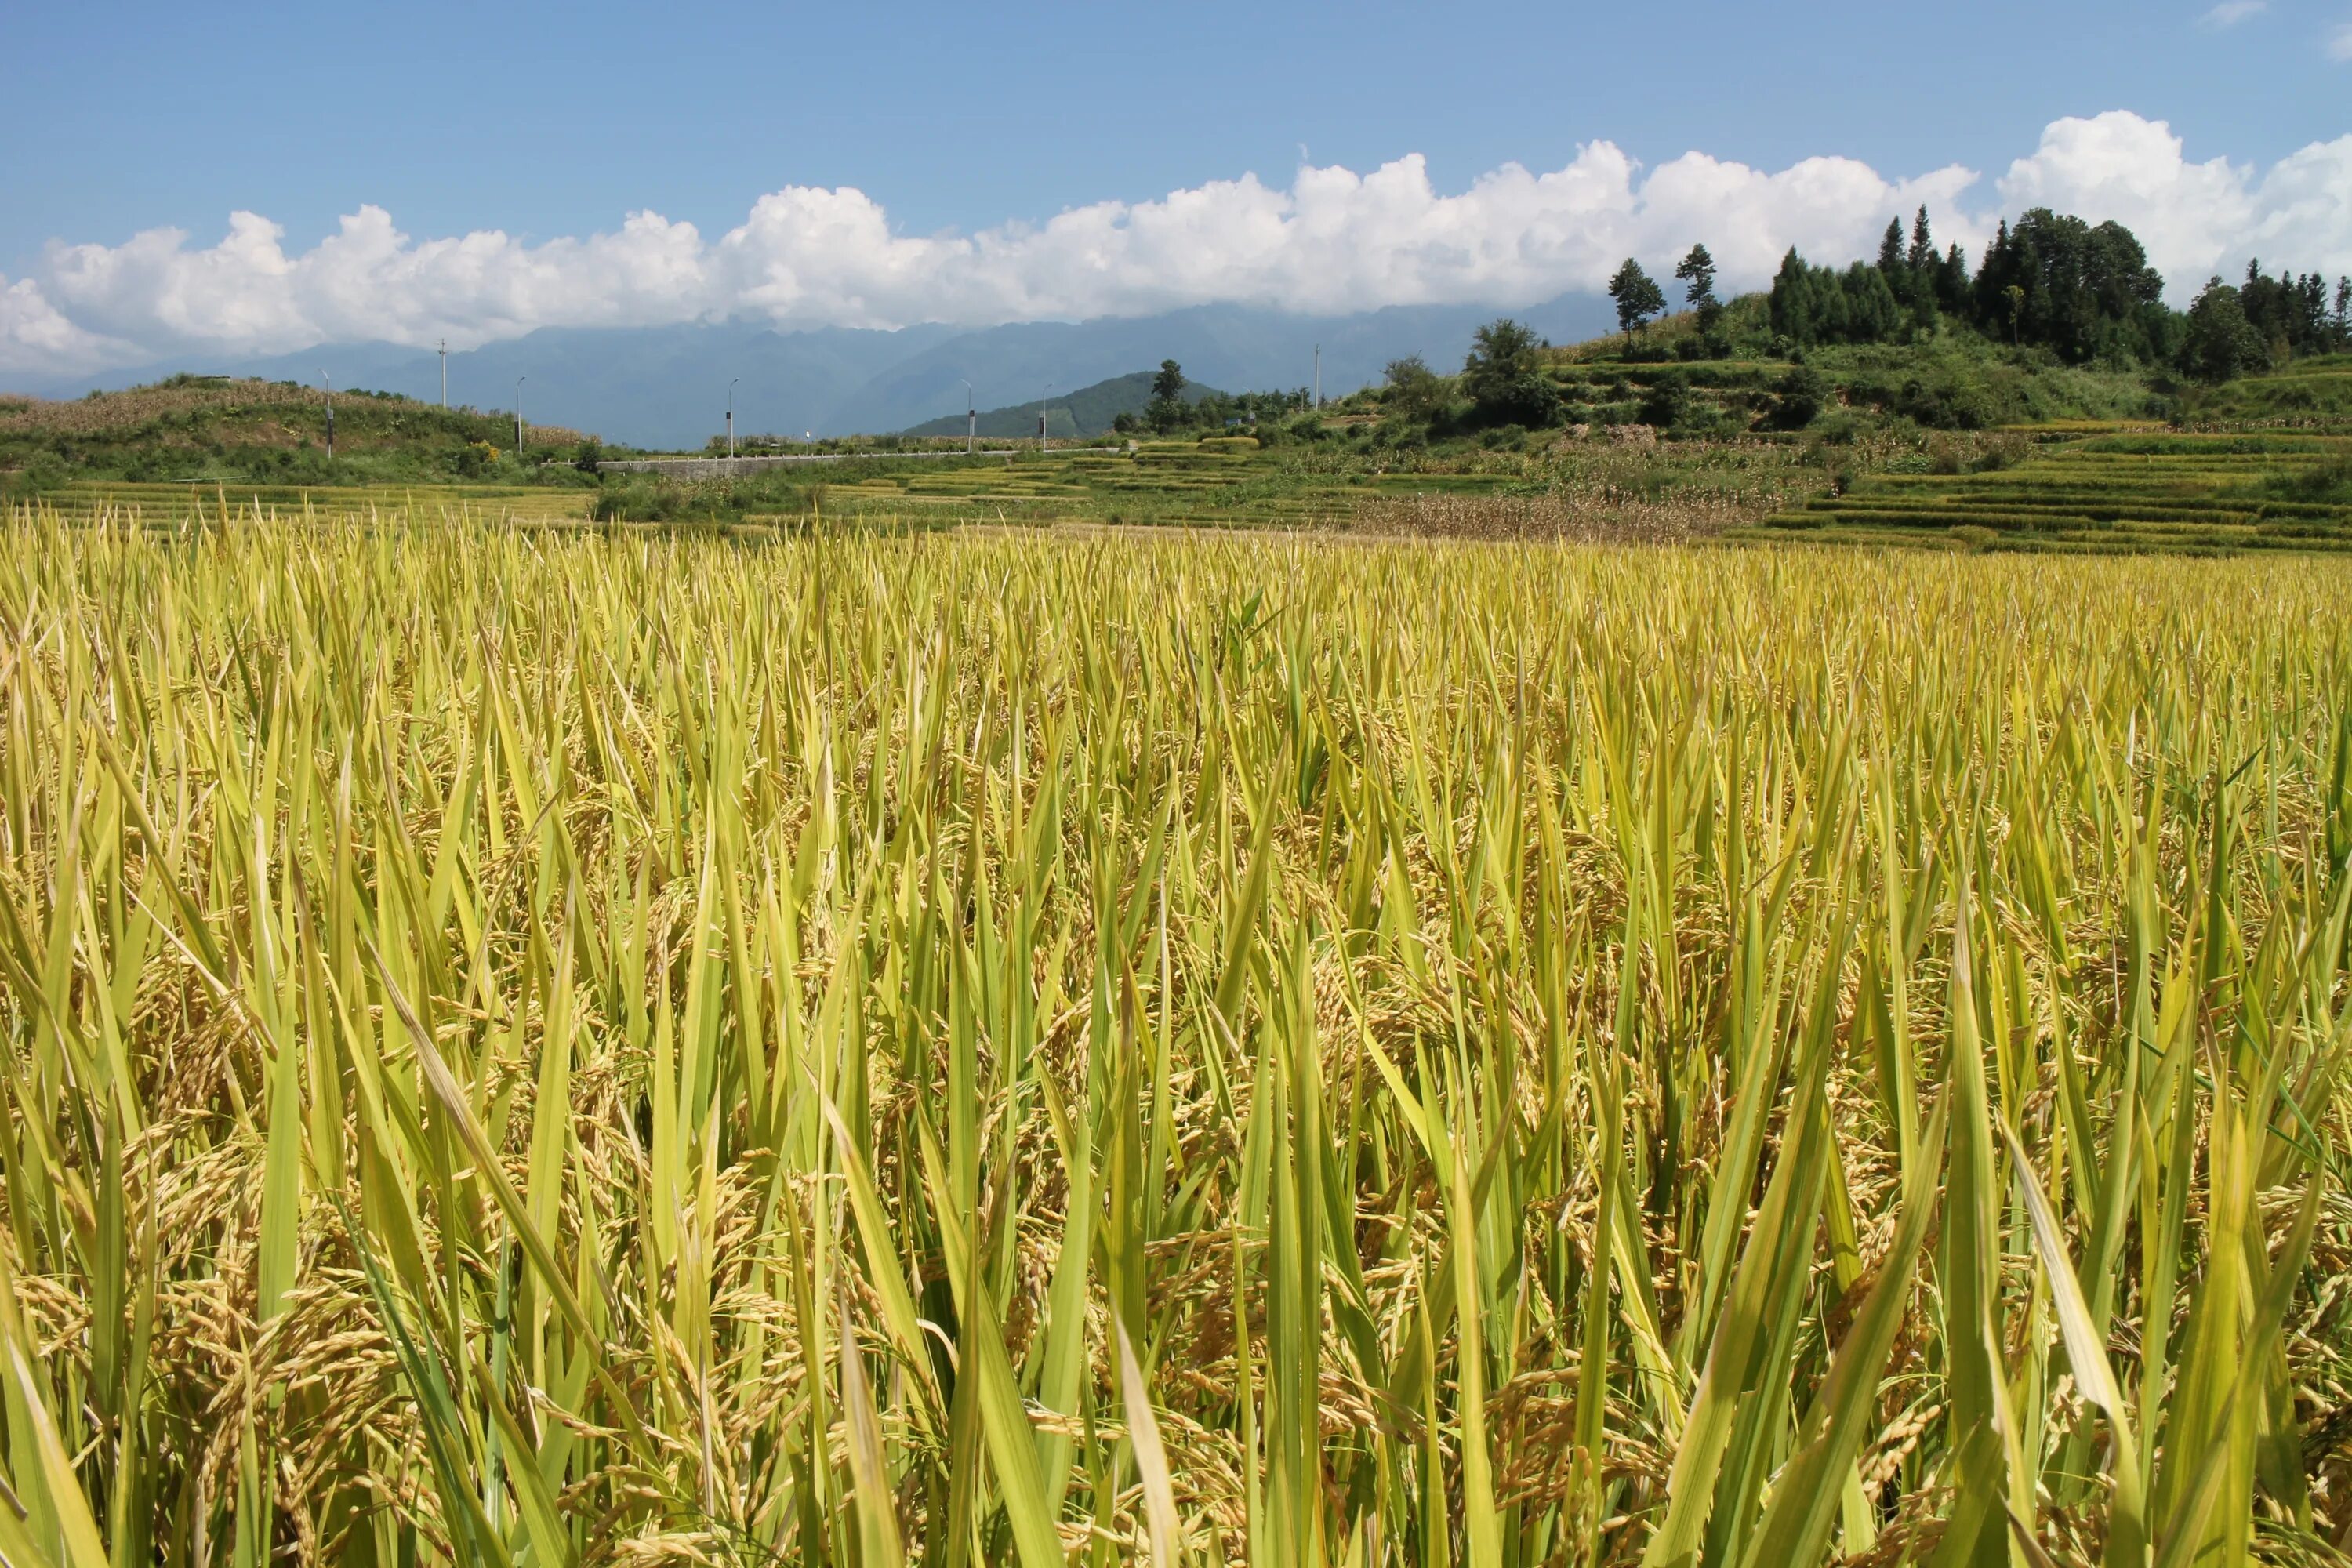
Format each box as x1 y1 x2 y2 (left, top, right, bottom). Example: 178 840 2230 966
962 379 975 454
321 372 334 460
514 376 526 456
728 378 739 458
1313 344 1320 408
438 339 448 408
1038 384 1054 453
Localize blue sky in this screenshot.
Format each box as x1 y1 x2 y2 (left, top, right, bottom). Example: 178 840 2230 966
4 0 2347 374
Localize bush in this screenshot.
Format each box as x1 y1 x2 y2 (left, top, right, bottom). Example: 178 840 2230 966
1894 375 2000 430
1467 374 1563 430
1765 367 1827 430
1637 374 1692 430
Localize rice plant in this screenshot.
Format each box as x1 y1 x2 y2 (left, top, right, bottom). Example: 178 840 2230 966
2 505 2348 1566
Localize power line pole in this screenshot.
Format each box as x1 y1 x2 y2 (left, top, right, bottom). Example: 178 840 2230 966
962 379 975 454
321 372 334 460
438 339 447 408
514 376 526 457
1313 343 1321 408
728 378 739 458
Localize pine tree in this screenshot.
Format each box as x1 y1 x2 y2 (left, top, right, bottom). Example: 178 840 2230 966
1973 220 2013 331
1906 206 1935 272
1939 243 1972 316
1876 219 1905 275
1769 249 1817 344
1674 245 1721 332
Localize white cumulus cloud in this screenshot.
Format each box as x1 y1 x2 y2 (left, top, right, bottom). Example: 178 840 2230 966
3 110 2347 378
2200 0 2266 27
1998 111 2352 288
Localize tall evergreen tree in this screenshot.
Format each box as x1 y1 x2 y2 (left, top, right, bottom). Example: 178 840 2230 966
1939 243 1973 317
1674 244 1721 330
1974 220 2014 330
1769 249 1817 343
1906 206 1935 272
1876 219 1905 275
1845 261 1902 342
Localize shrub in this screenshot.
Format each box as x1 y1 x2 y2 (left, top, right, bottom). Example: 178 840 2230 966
1638 374 1692 430
1765 366 1827 430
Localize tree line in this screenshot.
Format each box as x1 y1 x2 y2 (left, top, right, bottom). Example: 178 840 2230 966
1109 361 1314 435
1587 207 2350 382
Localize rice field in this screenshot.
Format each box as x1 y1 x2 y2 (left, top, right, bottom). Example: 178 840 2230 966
2 512 2350 1566
31 481 600 527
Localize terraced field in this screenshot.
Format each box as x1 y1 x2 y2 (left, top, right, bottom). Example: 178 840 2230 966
801 440 1533 528
1751 430 2352 553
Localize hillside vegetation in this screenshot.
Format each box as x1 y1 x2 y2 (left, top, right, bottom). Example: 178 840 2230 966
0 376 598 492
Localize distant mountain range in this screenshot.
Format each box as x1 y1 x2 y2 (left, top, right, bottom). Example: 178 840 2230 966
5 296 1615 448
900 371 1227 440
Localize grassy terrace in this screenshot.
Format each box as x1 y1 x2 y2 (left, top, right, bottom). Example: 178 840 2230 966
1751 431 2352 553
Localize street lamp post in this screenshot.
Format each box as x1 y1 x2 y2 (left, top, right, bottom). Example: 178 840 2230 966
728 378 739 458
961 379 975 454
514 376 526 457
320 372 334 461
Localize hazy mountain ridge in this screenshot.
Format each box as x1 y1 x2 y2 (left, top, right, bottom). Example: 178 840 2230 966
5 296 1614 448
899 371 1227 440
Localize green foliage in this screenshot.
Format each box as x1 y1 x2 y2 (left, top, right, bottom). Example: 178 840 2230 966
1770 251 1904 347
1380 354 1448 422
1609 257 1668 336
1146 360 1189 433
1637 371 1692 430
1766 365 1828 430
2180 280 2274 383
0 376 602 488
1675 244 1721 332
1461 318 1563 428
1971 208 2169 363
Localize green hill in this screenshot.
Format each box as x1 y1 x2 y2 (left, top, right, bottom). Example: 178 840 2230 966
900 370 1225 440
0 375 603 492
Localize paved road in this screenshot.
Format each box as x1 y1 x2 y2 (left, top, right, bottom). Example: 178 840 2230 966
597 448 1120 479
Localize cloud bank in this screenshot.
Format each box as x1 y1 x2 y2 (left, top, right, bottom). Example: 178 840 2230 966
5 111 2348 376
